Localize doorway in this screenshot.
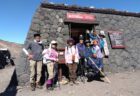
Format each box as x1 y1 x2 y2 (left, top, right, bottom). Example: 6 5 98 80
69 23 95 44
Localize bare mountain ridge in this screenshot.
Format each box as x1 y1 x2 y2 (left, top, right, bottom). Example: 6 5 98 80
0 39 23 58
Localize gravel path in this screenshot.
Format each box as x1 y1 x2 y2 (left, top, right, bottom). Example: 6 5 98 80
16 70 140 96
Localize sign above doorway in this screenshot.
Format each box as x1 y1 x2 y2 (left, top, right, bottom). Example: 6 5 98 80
67 13 95 20
65 13 98 24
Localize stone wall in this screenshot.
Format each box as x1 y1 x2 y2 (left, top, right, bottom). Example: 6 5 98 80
16 5 140 86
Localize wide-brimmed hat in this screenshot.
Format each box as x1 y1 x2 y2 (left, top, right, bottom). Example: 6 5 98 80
49 40 57 50
99 30 106 37
67 38 75 44
50 40 57 44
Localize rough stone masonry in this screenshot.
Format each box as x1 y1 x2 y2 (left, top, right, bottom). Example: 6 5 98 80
16 3 140 86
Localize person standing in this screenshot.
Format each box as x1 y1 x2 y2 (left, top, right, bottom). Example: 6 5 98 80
76 35 86 78
65 38 79 86
86 29 100 43
42 40 59 90
98 31 105 52
23 34 44 91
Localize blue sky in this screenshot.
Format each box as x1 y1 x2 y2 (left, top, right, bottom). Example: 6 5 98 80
0 0 140 44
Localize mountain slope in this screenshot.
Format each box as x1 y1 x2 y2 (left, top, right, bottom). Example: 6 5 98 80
0 39 23 58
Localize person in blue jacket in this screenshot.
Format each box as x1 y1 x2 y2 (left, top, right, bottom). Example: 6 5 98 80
84 40 92 59
76 35 86 77
98 31 105 52
84 39 98 69
86 30 100 42
84 40 99 81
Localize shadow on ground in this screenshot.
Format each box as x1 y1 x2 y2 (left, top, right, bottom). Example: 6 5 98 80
0 70 18 96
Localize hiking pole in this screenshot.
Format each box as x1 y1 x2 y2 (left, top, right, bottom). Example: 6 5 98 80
88 57 111 83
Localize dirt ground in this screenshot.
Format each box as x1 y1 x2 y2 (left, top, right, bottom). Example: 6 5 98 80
16 70 140 96
0 66 15 93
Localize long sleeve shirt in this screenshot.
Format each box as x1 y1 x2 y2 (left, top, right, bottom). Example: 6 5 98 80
65 45 79 64
42 48 58 62
23 41 44 61
92 45 103 58
76 43 86 58
88 33 99 41
99 38 105 49
84 47 93 59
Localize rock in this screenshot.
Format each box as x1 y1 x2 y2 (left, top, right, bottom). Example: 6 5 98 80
59 18 63 23
57 27 62 32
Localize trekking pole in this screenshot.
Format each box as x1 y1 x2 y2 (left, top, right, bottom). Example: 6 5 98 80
88 57 111 83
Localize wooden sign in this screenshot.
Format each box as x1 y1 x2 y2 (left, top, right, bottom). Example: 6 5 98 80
66 13 95 21
108 31 125 49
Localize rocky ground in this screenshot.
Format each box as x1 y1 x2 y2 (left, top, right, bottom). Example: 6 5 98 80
0 65 140 96
0 40 140 96
16 70 140 96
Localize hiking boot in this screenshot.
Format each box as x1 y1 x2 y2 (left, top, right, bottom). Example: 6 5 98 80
36 84 43 89
60 79 68 85
47 84 54 91
47 87 54 91
36 83 43 89
80 76 85 83
69 81 73 86
30 83 35 91
73 81 79 85
46 84 54 90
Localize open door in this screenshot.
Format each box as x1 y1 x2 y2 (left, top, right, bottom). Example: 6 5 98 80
70 23 94 44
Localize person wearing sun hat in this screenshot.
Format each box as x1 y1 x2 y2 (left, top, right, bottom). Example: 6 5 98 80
98 30 105 51
76 35 86 77
65 38 79 86
42 40 59 90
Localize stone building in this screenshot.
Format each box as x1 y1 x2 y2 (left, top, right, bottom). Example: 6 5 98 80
16 3 140 86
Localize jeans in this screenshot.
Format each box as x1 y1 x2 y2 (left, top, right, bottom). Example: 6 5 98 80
97 58 104 69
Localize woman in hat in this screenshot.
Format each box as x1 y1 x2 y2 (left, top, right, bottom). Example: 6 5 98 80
42 40 59 90
65 38 79 86
99 31 105 52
